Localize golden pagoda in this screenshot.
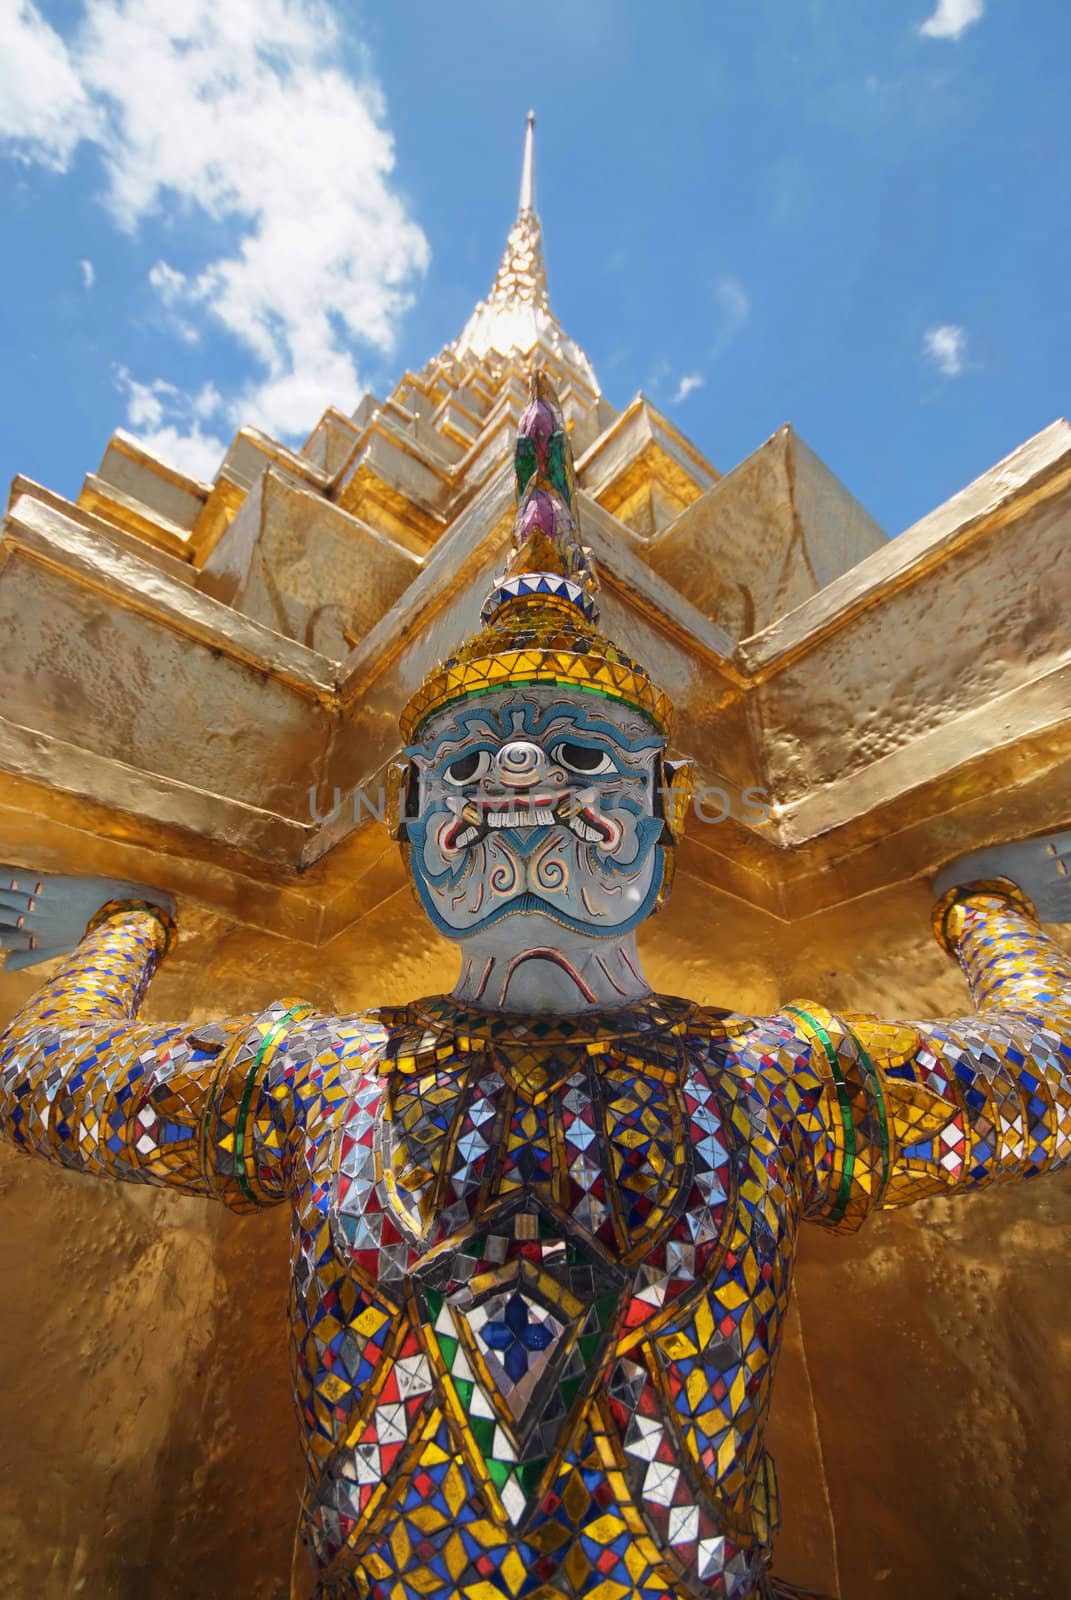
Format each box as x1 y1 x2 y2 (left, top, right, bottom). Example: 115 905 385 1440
0 115 1069 1599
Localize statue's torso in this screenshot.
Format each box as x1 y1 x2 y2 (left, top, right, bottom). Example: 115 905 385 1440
289 996 815 1600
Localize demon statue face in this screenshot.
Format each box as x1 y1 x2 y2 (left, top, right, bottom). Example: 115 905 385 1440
392 371 688 1010
403 687 668 942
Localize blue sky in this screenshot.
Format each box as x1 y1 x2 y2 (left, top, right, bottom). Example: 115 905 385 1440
1 0 1067 539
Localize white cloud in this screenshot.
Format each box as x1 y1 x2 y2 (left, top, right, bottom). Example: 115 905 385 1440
0 1 99 169
918 0 985 41
116 369 170 429
702 273 750 366
79 258 95 289
671 373 704 405
192 382 223 422
147 261 186 305
129 423 229 483
114 366 225 477
715 275 751 328
645 357 671 393
923 323 969 377
0 0 428 466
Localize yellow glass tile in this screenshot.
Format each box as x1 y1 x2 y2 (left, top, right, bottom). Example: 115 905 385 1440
500 1550 527 1595
317 1372 350 1404
353 1305 389 1338
587 1583 629 1600
658 1328 697 1361
388 1522 411 1568
444 1533 468 1581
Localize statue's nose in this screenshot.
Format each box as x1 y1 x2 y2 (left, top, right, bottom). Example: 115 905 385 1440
494 740 544 786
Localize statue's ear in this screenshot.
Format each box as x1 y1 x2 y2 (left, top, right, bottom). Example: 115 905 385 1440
386 760 419 841
657 758 694 844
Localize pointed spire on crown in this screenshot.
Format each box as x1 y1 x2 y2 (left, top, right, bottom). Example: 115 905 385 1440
399 368 672 740
489 368 597 606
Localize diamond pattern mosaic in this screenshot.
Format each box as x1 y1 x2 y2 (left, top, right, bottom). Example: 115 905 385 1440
2 887 1070 1598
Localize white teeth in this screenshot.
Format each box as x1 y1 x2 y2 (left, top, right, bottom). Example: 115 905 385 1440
454 826 481 847
571 820 605 843
487 808 554 828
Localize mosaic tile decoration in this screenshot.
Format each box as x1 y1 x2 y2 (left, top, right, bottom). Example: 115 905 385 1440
2 887 1070 1598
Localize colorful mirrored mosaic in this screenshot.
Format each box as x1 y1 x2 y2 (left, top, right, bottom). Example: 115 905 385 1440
2 890 1070 1597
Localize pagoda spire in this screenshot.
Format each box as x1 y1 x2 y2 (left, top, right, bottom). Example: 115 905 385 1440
519 107 535 213
450 112 598 392
482 110 549 315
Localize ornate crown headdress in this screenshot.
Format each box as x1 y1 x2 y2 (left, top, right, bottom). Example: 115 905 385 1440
399 371 674 742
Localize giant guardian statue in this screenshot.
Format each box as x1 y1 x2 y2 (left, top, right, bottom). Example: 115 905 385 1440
2 376 1069 1600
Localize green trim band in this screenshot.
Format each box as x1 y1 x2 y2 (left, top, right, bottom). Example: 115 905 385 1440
786 1005 855 1225
234 1006 302 1205
200 1050 230 1187
843 1023 891 1198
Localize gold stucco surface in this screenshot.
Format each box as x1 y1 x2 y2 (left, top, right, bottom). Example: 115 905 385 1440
5 412 1070 940
2 151 1069 1596
1 873 1068 1599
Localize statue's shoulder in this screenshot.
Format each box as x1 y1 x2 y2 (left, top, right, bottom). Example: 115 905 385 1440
672 999 780 1050
317 1005 421 1083
675 1002 843 1090
340 1003 419 1035
772 999 924 1075
329 1001 468 1071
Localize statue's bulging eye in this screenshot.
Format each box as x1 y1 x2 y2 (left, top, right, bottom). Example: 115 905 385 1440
553 741 615 775
443 750 491 786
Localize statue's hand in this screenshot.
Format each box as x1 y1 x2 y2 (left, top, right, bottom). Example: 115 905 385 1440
933 830 1071 923
0 867 175 972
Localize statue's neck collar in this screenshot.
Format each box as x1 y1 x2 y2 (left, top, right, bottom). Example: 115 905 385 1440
409 991 700 1047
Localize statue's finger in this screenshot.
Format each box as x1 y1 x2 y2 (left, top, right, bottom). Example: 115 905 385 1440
31 878 155 909
0 877 43 901
18 880 70 906
2 942 75 972
0 904 78 934
0 898 71 920
0 883 38 908
0 926 34 951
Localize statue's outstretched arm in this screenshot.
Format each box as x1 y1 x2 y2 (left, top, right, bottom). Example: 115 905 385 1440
0 874 316 1211
790 835 1071 1230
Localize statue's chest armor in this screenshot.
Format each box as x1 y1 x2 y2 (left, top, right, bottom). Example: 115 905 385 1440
329 1026 737 1330
326 1026 738 1531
